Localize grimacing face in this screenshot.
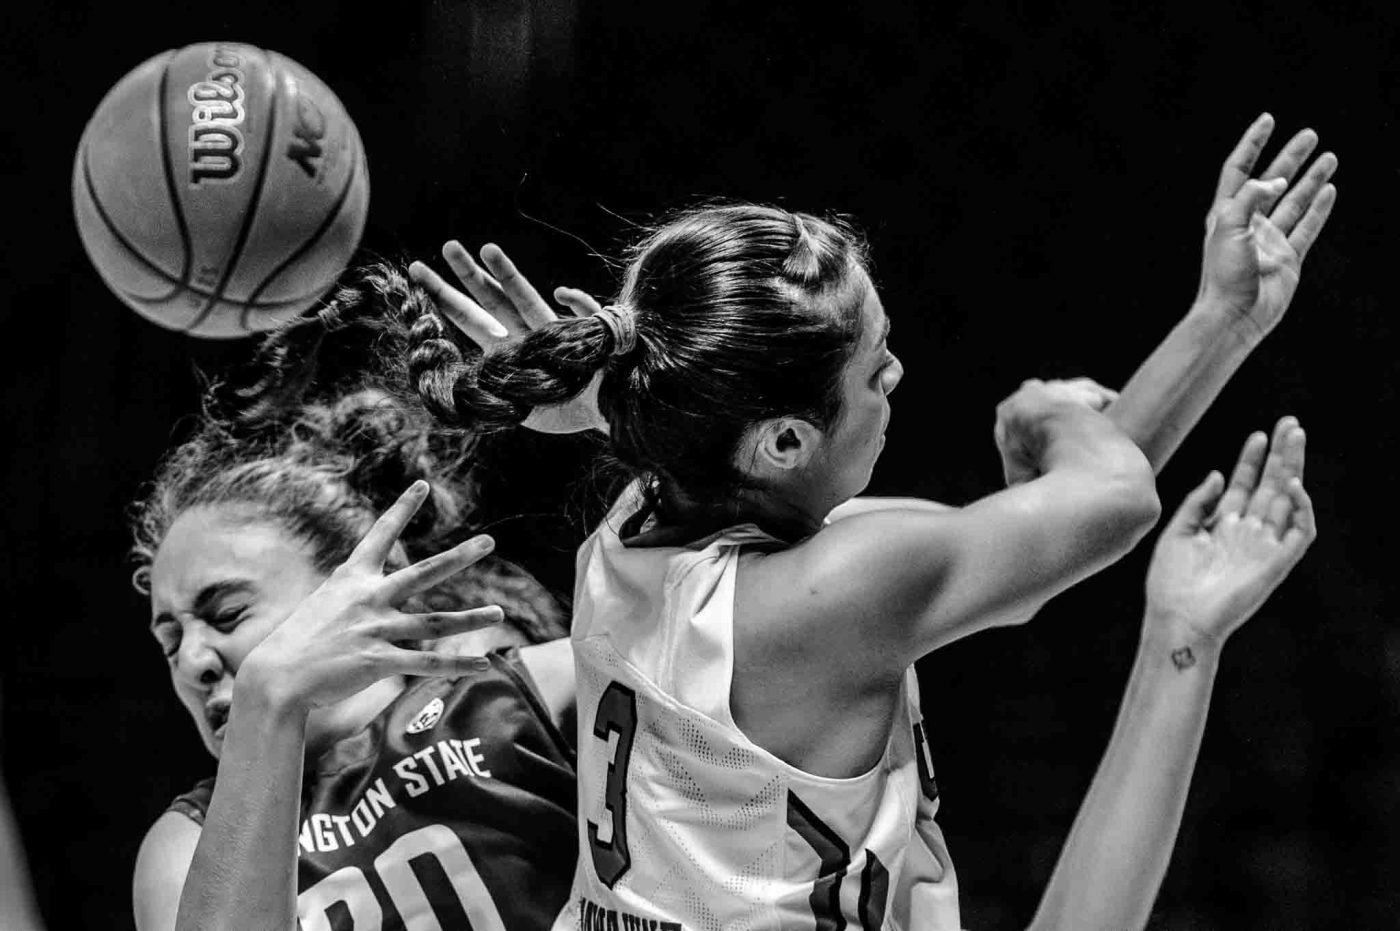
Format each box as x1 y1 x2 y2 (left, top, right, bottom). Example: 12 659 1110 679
147 504 529 758
147 507 329 758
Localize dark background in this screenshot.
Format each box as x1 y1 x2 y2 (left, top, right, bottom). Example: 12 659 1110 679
2 1 1396 928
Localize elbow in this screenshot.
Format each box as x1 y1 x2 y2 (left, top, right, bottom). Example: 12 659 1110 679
1099 457 1161 548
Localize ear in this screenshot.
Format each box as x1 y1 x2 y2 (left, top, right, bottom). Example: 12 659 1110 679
745 416 823 475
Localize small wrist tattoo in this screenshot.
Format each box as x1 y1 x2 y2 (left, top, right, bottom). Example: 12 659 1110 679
1171 646 1196 671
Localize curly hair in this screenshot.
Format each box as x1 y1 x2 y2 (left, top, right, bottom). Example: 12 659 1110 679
129 261 567 644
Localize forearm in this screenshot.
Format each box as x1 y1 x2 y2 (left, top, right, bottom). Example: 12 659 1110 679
175 678 309 931
1029 618 1220 931
1106 299 1259 473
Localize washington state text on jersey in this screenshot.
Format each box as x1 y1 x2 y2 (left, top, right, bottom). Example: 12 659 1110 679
298 737 495 854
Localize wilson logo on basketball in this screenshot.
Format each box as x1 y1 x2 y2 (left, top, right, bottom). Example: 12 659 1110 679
187 46 246 185
286 92 327 180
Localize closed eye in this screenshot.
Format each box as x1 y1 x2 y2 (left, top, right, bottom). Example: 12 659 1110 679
211 607 249 633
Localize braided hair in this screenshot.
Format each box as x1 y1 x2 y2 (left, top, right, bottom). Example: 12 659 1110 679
407 203 871 518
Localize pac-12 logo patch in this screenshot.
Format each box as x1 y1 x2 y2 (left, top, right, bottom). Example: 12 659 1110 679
405 697 444 734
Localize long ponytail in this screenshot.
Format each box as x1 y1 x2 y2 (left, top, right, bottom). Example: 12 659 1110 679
407 202 872 514
408 307 634 432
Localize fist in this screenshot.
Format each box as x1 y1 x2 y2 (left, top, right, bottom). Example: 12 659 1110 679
994 378 1119 485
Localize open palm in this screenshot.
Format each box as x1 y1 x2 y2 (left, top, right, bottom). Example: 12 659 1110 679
1145 416 1315 646
1198 114 1338 338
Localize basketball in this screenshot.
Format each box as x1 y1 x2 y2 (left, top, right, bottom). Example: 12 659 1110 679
72 43 370 338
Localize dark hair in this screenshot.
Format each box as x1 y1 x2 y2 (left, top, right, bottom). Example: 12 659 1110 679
408 203 871 516
129 261 566 643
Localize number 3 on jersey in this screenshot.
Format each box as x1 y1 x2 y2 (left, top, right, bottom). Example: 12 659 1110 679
588 681 637 887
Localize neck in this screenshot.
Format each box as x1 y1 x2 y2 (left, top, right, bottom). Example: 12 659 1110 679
658 480 825 544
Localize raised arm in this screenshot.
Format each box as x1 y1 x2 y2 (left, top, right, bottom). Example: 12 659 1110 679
747 380 1160 671
1104 114 1336 471
149 485 502 931
1029 417 1313 931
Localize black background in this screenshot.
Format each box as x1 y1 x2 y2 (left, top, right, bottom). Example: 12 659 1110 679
2 1 1397 928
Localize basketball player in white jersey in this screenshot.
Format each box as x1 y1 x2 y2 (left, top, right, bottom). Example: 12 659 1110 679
404 113 1334 929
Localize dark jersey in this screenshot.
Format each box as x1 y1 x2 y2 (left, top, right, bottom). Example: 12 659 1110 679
169 648 577 931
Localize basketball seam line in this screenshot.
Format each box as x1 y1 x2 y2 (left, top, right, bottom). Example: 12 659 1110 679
78 154 327 309
81 149 186 302
240 55 365 331
186 43 281 334
157 50 195 296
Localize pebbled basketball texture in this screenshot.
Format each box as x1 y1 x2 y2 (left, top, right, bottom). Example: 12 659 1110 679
73 42 370 338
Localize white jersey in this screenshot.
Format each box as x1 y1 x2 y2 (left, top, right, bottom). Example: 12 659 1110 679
554 485 961 931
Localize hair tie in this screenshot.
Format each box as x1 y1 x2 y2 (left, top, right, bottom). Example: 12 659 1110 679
595 305 637 357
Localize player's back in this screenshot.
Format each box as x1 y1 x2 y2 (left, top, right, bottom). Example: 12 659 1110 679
558 485 960 930
169 647 577 930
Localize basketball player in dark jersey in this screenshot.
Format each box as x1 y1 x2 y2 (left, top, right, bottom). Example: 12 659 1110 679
129 263 578 931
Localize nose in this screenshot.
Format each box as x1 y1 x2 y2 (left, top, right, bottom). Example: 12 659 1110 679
174 622 225 688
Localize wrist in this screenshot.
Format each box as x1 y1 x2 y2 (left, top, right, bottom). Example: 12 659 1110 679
1187 295 1266 348
1140 607 1225 669
233 657 315 721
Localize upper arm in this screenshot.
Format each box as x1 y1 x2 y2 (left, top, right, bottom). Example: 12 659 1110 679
744 469 1160 673
133 812 201 931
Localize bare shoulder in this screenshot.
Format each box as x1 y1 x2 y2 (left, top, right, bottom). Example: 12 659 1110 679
519 638 576 731
735 508 965 673
825 496 956 522
132 811 200 931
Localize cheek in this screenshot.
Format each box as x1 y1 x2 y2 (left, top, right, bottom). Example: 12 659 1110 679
860 394 888 442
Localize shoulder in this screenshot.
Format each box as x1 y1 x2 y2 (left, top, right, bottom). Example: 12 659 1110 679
825 496 956 522
741 508 964 620
732 508 969 679
132 811 201 931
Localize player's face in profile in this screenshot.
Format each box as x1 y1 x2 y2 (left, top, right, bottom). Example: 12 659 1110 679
147 507 326 757
807 281 902 503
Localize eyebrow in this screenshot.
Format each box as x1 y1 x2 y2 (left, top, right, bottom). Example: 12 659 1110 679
150 579 256 629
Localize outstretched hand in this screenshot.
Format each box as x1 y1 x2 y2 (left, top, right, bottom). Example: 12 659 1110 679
1144 417 1315 648
241 481 505 711
409 241 602 348
1198 114 1338 338
409 242 609 434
